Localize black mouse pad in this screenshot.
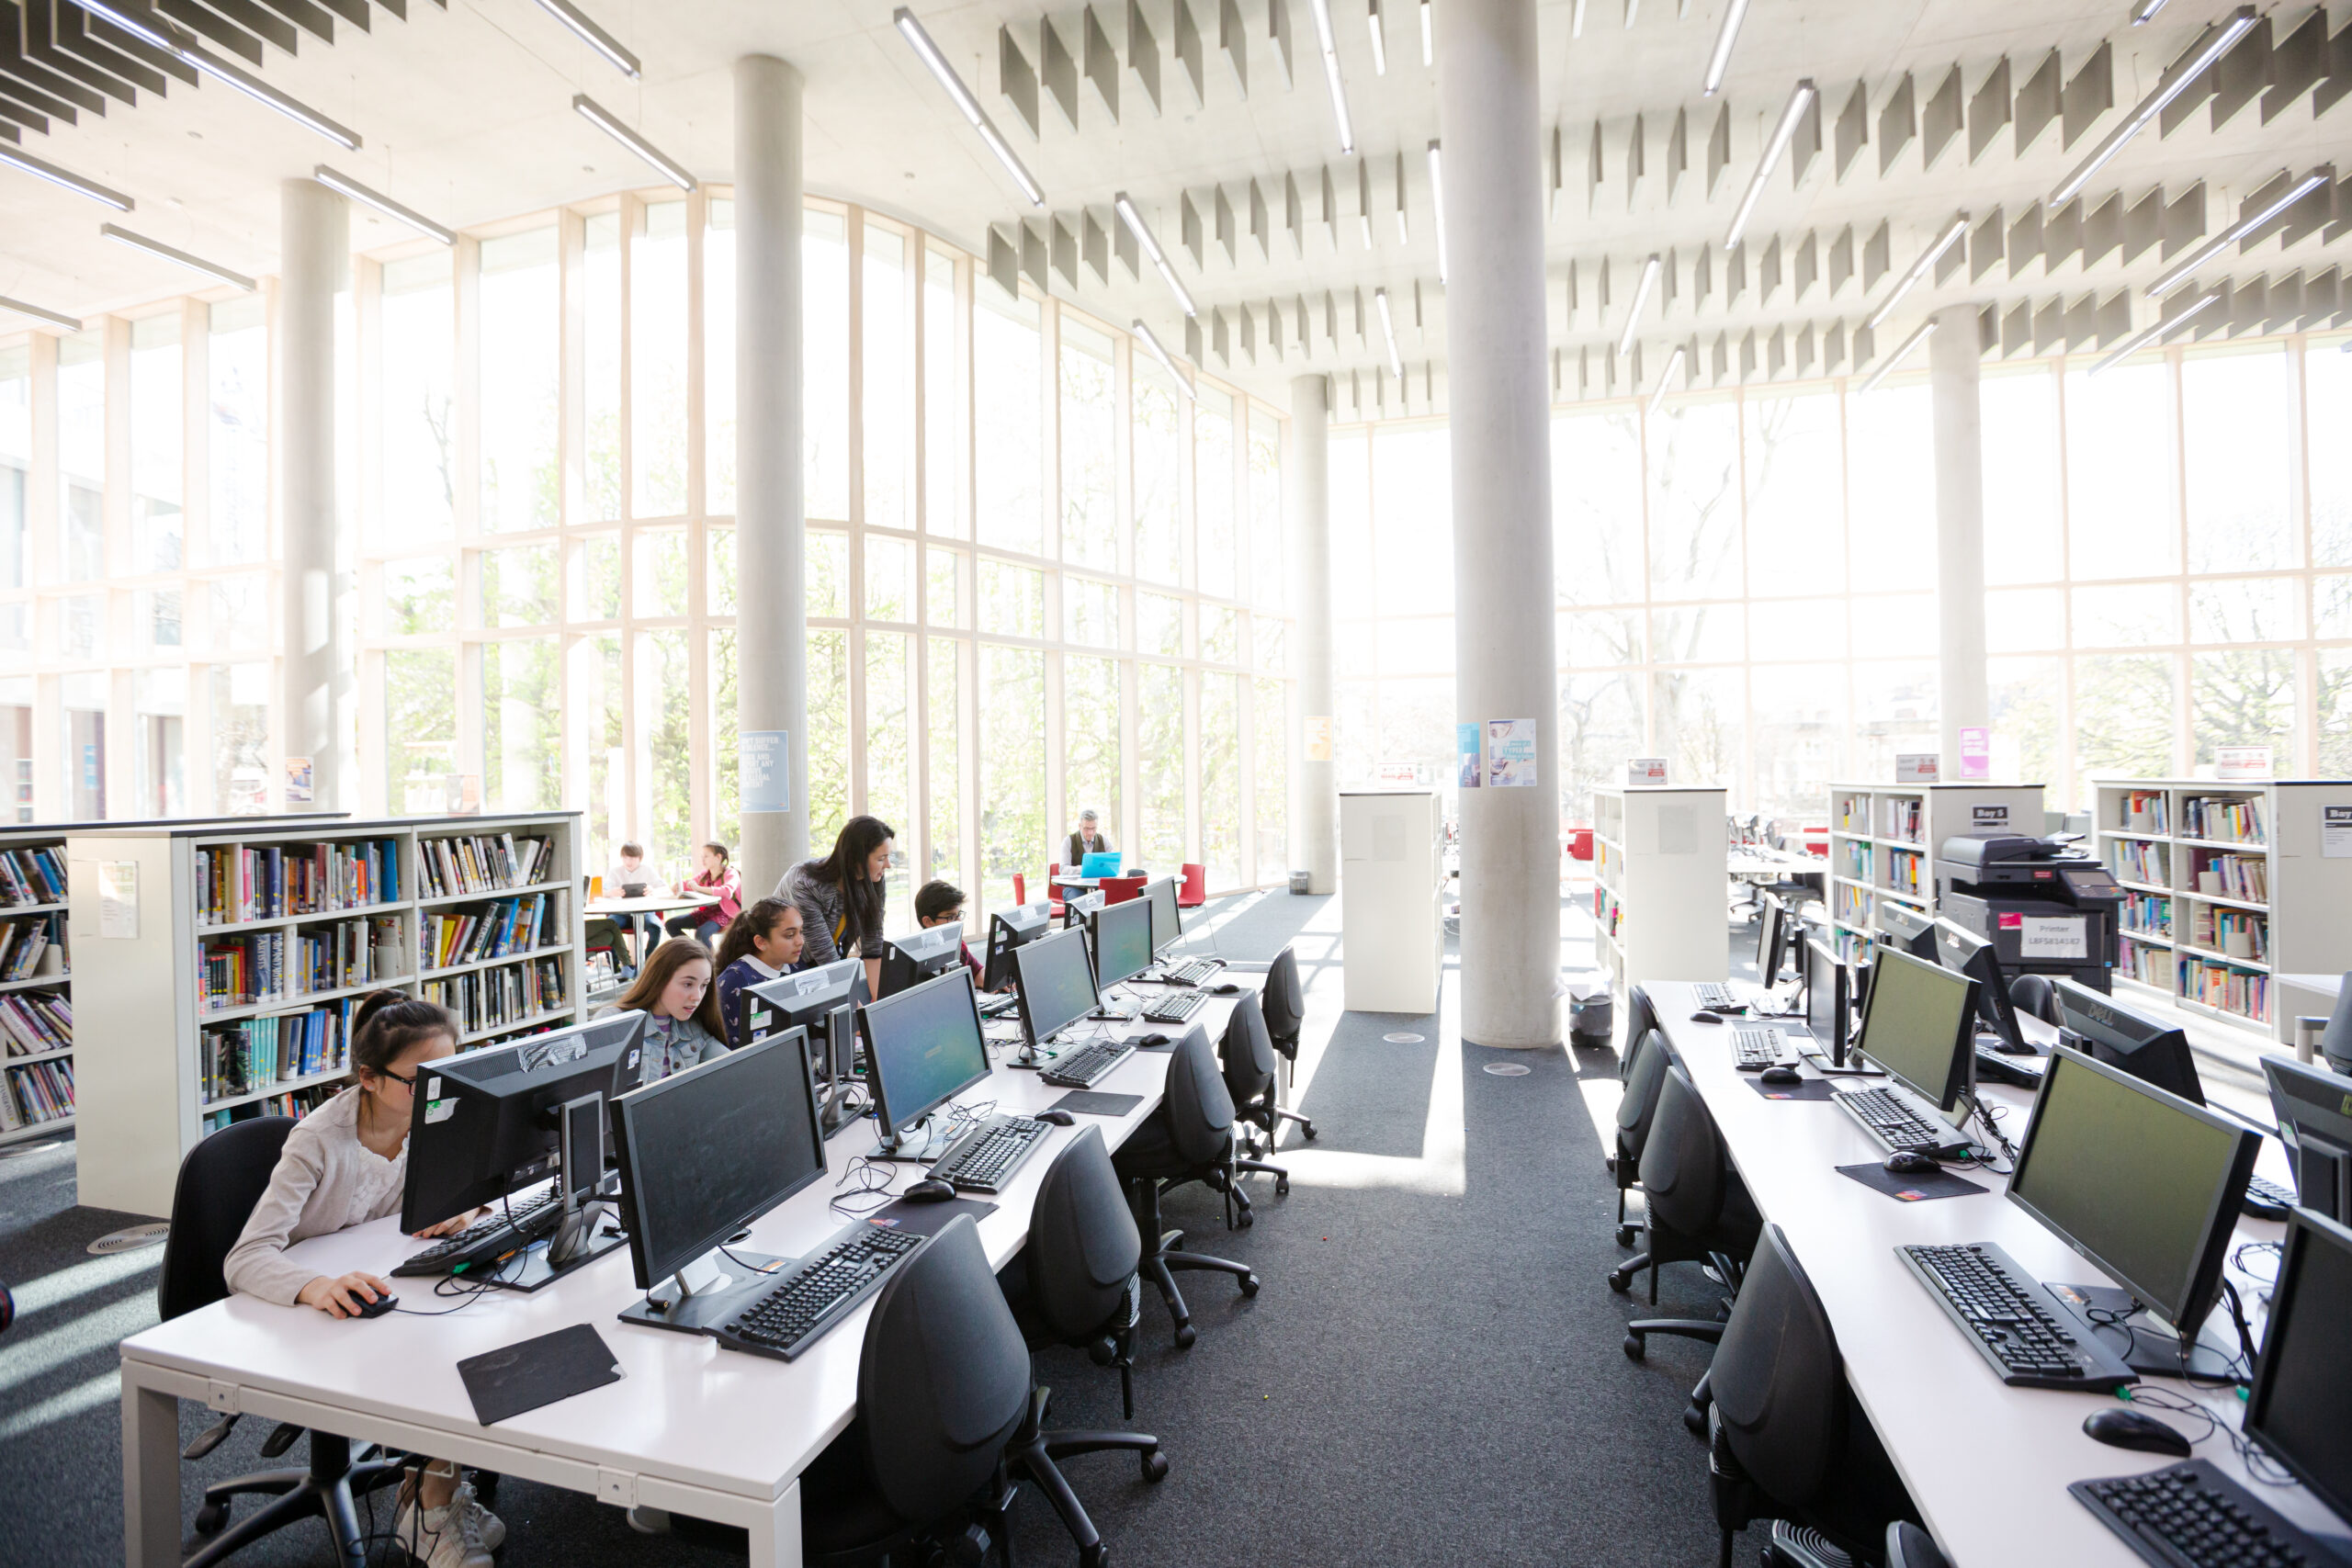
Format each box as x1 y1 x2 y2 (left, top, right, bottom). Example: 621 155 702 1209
1048 1090 1145 1117
1745 1076 1838 1101
458 1324 624 1427
866 1196 997 1235
1836 1162 1988 1203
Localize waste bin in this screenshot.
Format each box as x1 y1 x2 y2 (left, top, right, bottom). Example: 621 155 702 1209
1289 871 1312 894
1569 987 1613 1049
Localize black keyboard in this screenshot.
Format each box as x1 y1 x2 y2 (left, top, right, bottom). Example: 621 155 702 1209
392 1189 565 1277
1733 1026 1789 1069
1897 1242 2134 1392
711 1224 925 1360
1834 1085 1971 1156
1041 1041 1135 1088
977 991 1018 1017
1143 989 1208 1024
2073 1460 2335 1568
928 1114 1051 1193
1974 1047 2047 1089
1162 958 1221 987
2242 1174 2297 1221
1692 983 1739 1010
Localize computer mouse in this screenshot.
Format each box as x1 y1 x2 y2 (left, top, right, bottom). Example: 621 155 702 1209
2084 1407 2193 1458
1688 1010 1723 1024
1759 1065 1803 1085
353 1291 398 1319
1136 1032 1172 1046
1035 1108 1076 1126
903 1179 958 1203
1209 982 1242 995
1883 1150 1939 1176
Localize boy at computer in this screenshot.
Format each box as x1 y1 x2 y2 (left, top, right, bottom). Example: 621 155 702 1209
915 879 991 988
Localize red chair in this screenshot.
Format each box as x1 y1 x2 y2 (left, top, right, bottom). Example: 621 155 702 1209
1178 863 1208 909
1101 874 1147 903
1014 871 1065 919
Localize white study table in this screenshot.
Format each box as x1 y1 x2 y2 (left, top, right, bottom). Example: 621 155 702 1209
119 981 1258 1568
1643 980 2341 1568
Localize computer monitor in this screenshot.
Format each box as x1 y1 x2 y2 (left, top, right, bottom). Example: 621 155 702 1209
1089 897 1153 990
1803 937 1849 1065
1851 947 1978 1119
877 921 965 998
1142 875 1182 956
2052 977 2204 1106
1012 924 1098 1059
859 967 991 1159
1754 891 1789 985
608 1028 828 1333
2007 1045 2259 1371
981 901 1054 992
1080 850 1123 878
1062 889 1105 929
2262 1055 2352 1223
743 956 869 1133
2245 1207 2352 1523
1930 917 2030 1055
1875 899 1939 962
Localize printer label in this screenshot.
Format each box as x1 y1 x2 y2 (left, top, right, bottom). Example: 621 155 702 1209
1971 806 2009 827
2016 916 2088 961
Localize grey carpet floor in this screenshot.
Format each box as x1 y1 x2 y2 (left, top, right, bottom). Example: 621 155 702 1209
0 890 1734 1567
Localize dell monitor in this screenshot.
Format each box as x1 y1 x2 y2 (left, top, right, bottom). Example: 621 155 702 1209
1803 938 1850 1066
859 967 992 1161
877 921 965 998
1851 947 1979 1120
2263 1055 2352 1223
2052 977 2204 1106
981 901 1054 991
2007 1044 2260 1378
1875 899 1939 963
1012 925 1099 1061
743 956 869 1134
1754 892 1790 986
1143 875 1183 956
609 1028 828 1334
1930 916 2032 1055
1079 850 1123 878
2245 1207 2352 1524
1088 897 1153 991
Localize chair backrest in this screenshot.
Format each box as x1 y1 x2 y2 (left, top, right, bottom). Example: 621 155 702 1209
1048 862 1061 876
1261 947 1305 1053
1024 1126 1141 1338
1621 986 1662 1074
1219 990 1278 1106
2008 972 2062 1027
1162 1022 1237 1167
1102 874 1147 903
1636 1066 1729 1236
1711 1223 1847 1511
157 1116 298 1323
858 1214 1033 1526
1615 1029 1673 1164
1012 872 1028 905
1179 863 1207 904
1885 1523 1953 1568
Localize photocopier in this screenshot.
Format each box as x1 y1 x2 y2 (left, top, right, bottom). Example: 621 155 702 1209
1933 833 2122 992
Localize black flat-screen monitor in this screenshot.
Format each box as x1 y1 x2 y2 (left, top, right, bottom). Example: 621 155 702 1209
744 956 868 1103
981 902 1053 991
399 1010 648 1233
1013 925 1099 1055
2245 1207 2352 1524
859 968 991 1143
1803 937 1849 1064
1876 898 1939 962
1852 947 1978 1117
1142 875 1182 956
1089 897 1153 989
1754 891 1788 985
1931 916 2030 1054
2263 1055 2352 1223
1062 889 1105 929
2053 977 2204 1106
608 1028 826 1291
2007 1045 2259 1339
877 921 964 998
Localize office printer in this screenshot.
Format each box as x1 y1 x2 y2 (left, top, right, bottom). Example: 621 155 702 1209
1934 834 2121 993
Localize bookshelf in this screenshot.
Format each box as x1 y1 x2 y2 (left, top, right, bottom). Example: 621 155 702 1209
0 827 74 1149
68 811 582 1217
1591 786 1728 994
2091 778 2352 1041
1826 782 2045 963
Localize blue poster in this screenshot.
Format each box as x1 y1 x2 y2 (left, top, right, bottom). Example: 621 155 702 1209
741 730 791 814
1455 722 1481 788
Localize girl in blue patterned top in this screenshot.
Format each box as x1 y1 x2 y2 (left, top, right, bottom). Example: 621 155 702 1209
711 897 808 1048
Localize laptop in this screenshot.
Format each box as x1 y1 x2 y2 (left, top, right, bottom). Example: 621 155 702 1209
1080 851 1122 878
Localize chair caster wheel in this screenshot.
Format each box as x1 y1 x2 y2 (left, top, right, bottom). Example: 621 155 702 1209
1302 1124 1318 1141
1682 1404 1709 1438
1142 1449 1169 1483
1623 1333 1646 1361
1174 1325 1197 1349
1236 1209 1254 1229
1240 1272 1261 1297
1080 1543 1109 1568
1607 1269 1633 1294
474 1472 500 1505
195 1501 229 1536
1274 1175 1289 1195
1615 1226 1637 1248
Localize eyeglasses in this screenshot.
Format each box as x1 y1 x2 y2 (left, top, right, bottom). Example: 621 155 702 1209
371 1066 419 1089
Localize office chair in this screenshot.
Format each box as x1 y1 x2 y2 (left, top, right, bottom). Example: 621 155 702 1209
2007 973 2063 1027
1258 946 1318 1137
159 1117 411 1565
1016 872 1067 920
1218 990 1293 1219
1177 863 1208 909
1621 984 1662 1056
1705 1224 1918 1568
1608 1028 1674 1252
1885 1522 1954 1568
1099 874 1147 903
1112 1023 1262 1348
1001 1126 1145 1419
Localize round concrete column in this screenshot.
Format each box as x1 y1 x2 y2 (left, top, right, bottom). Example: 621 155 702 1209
1930 303 1989 773
279 177 348 810
1286 372 1337 894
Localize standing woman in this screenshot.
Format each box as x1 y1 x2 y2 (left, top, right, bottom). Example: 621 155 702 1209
595 937 730 1083
663 840 743 947
777 815 896 998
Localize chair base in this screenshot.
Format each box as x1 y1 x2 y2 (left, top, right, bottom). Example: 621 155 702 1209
186 1434 405 1568
1008 1387 1168 1568
1130 1180 1260 1348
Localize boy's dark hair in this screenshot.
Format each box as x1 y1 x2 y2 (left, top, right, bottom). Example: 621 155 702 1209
619 841 643 859
913 880 965 923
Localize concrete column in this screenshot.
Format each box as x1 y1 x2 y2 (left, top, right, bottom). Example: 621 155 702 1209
1929 303 1988 774
279 178 348 812
1439 0 1559 1048
1286 373 1336 894
736 55 808 893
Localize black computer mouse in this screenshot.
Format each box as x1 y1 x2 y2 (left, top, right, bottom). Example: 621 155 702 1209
903 1179 958 1203
1883 1150 1939 1176
1136 1032 1172 1046
1759 1065 1803 1086
1688 1010 1723 1024
1035 1108 1077 1126
353 1291 399 1319
2084 1407 2192 1457
1209 982 1242 995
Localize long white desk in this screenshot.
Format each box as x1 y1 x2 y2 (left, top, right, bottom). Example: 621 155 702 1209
1643 981 2340 1568
119 986 1256 1568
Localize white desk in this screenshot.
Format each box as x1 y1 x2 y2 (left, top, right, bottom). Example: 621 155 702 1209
1644 981 2336 1568
119 986 1256 1568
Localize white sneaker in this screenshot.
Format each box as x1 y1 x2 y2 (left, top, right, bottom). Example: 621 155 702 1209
394 1494 494 1568
453 1479 505 1551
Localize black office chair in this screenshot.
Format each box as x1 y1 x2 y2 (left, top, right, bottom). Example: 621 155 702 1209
1886 1521 1954 1568
1706 1224 1917 1568
1609 1028 1674 1252
1219 991 1293 1217
2008 973 2062 1027
1622 985 1662 1056
1256 946 1318 1142
159 1117 412 1564
1001 1125 1144 1419
1112 1023 1261 1348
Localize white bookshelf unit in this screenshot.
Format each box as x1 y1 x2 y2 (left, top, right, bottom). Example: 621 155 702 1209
1826 783 2045 963
69 811 583 1217
0 827 74 1149
1591 786 1728 993
2092 778 2352 1040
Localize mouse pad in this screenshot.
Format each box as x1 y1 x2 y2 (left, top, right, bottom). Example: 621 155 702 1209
458 1324 624 1427
867 1196 997 1235
1745 1076 1838 1101
1048 1089 1145 1117
1836 1162 1988 1203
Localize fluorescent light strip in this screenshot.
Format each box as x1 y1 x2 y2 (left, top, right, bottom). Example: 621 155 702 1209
0 144 131 210
1366 0 1385 74
1646 344 1686 418
0 294 81 332
1427 140 1448 284
1702 0 1750 96
1617 254 1660 357
526 0 639 78
1724 79 1815 251
2092 291 2220 374
100 222 255 291
1114 192 1197 317
2147 166 2331 296
1132 319 1197 400
312 165 452 245
1374 287 1403 378
1858 318 1936 394
572 94 695 192
1306 0 1356 153
70 0 361 148
1862 212 1967 332
892 8 1045 207
1419 0 1431 63
2052 7 2255 206
2132 0 2172 21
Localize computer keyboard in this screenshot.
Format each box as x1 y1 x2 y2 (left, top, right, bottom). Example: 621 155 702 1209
928 1113 1051 1193
1041 1040 1135 1088
1897 1242 2134 1392
1732 1027 1788 1069
2073 1460 2334 1568
977 991 1018 1017
1162 957 1222 987
1833 1086 1971 1156
711 1224 924 1361
391 1188 565 1277
1692 983 1739 1010
2242 1174 2296 1221
1142 989 1209 1025
1973 1047 2047 1089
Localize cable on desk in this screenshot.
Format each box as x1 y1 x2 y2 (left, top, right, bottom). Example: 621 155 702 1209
830 1154 900 1218
2232 1238 2282 1289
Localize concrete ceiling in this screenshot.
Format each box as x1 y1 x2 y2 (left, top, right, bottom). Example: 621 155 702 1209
2 0 2348 413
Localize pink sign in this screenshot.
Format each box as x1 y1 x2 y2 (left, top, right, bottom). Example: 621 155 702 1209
1958 726 1991 781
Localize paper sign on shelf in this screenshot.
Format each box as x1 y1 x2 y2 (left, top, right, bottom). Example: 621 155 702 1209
1957 728 1990 781
1456 722 1481 789
97 861 138 940
741 730 790 814
283 756 313 806
2324 806 2352 860
1895 753 1939 784
1627 757 1668 785
1487 718 1539 788
1304 716 1334 764
2216 746 2273 781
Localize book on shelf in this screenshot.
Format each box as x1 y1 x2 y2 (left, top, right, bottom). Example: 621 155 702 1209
202 1081 343 1136
2192 852 2267 903
2188 905 2268 963
200 1001 357 1104
0 846 65 908
2109 840 2168 886
2119 941 2168 987
197 839 402 926
0 912 63 981
2118 790 2170 836
0 992 71 1056
1888 849 1924 894
0 1056 74 1131
2120 890 2173 940
291 917 406 995
417 833 551 899
422 894 560 971
424 955 569 1035
1881 798 1924 842
2177 956 2267 1021
2182 795 2266 845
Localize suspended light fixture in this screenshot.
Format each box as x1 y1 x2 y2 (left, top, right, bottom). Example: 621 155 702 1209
1305 0 1357 153
312 166 453 245
2052 7 2256 206
1132 319 1198 400
2146 166 2331 296
893 7 1046 207
2092 292 2221 373
1857 318 1936 394
1862 213 1968 332
1115 192 1197 317
1724 79 1815 251
0 145 131 210
101 223 256 291
572 94 696 192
